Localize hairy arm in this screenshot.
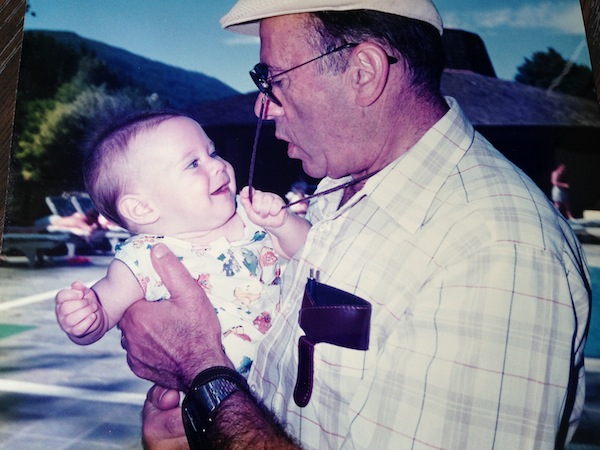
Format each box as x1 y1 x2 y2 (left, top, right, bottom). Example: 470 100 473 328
142 385 300 450
205 391 300 450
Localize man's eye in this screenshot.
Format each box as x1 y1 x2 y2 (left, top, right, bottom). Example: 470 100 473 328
187 159 199 169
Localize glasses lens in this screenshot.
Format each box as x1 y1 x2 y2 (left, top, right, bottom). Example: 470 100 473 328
249 63 282 106
250 63 270 91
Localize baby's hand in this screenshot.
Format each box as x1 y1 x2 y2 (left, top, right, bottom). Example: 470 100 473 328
240 186 288 229
55 281 101 337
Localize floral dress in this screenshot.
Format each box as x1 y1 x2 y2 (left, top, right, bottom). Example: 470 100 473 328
115 207 282 376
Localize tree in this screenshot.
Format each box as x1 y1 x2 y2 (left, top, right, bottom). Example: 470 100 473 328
515 47 595 99
8 35 159 224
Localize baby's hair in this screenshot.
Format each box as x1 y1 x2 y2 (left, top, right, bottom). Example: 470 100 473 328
82 109 189 229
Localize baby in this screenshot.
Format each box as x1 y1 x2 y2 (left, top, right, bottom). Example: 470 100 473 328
55 110 310 375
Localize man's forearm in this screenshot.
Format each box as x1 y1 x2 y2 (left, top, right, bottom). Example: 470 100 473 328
207 391 301 450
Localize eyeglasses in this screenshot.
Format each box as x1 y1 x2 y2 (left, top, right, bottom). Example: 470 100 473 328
249 43 398 107
247 43 397 204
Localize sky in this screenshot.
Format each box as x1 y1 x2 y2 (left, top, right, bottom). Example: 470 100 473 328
24 0 592 94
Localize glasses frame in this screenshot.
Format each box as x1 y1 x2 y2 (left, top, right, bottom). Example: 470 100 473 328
249 42 398 107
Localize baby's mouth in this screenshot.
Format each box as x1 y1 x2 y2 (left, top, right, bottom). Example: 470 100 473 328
212 182 230 195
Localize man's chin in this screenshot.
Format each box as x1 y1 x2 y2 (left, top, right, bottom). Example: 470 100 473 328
287 144 328 179
301 163 326 180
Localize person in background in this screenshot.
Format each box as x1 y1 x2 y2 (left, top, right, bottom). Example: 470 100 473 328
118 1 591 449
551 162 575 219
285 180 310 216
35 211 97 237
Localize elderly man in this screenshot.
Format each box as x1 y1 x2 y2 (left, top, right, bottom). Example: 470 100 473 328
119 1 591 448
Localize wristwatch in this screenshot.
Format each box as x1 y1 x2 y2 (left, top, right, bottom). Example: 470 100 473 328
182 366 249 448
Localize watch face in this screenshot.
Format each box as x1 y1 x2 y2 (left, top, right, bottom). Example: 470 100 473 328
205 378 240 407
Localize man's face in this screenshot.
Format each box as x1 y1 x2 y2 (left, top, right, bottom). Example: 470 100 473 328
256 14 356 180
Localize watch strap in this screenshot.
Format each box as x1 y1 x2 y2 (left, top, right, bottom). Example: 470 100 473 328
182 366 249 448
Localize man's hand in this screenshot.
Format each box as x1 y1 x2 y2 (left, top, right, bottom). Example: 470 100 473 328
142 385 188 450
119 243 232 391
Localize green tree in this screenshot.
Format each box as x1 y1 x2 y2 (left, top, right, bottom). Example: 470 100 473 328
15 83 150 184
515 47 595 99
9 30 172 224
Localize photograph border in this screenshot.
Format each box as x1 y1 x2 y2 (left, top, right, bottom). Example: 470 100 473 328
581 0 600 104
0 0 27 248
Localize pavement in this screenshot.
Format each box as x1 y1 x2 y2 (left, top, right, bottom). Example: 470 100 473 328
0 246 599 449
0 254 149 449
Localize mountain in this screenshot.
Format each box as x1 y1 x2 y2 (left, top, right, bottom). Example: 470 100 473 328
27 30 239 109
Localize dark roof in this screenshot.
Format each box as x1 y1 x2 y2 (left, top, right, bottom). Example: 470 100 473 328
192 71 600 129
443 29 496 78
441 70 600 127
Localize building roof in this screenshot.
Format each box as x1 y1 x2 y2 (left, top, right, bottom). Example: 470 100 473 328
192 70 600 128
441 70 600 127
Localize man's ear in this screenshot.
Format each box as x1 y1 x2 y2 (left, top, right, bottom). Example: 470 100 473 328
118 194 159 226
347 43 393 107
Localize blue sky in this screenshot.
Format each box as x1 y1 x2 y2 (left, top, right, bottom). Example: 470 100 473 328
24 0 591 94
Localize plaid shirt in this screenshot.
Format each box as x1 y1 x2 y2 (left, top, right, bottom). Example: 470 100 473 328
248 98 590 449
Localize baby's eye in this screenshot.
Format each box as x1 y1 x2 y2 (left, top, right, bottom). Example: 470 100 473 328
210 150 220 159
187 159 199 169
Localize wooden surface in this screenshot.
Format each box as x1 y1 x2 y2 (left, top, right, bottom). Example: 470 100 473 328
581 0 600 103
0 0 26 251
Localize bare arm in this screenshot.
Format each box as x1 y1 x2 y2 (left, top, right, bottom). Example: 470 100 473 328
142 385 300 450
551 169 570 188
122 244 300 449
204 391 300 449
55 259 142 345
239 186 311 259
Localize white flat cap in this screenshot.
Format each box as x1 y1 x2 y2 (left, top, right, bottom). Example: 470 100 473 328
220 0 443 36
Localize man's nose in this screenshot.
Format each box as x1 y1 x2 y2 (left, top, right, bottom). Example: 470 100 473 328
254 94 283 119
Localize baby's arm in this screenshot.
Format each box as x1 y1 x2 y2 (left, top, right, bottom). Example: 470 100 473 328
55 259 144 345
240 186 311 259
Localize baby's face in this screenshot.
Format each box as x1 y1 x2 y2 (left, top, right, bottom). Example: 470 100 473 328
130 116 237 235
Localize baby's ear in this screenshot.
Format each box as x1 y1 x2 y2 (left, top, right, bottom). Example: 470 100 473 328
118 194 159 226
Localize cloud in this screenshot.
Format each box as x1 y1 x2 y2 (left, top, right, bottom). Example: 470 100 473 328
224 36 260 46
443 2 585 35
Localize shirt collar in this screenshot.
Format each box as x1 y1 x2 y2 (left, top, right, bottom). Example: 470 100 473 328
309 98 475 234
